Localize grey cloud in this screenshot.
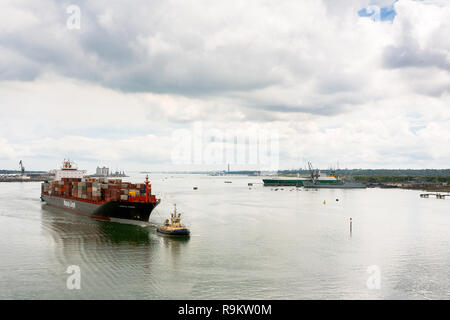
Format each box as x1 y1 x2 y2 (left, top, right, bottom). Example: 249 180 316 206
381 4 450 72
1 0 284 96
316 73 366 94
381 39 450 97
256 104 345 116
0 0 372 101
1 0 449 124
0 48 40 81
383 43 450 71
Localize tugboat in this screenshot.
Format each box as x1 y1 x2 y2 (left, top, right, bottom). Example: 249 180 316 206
157 204 190 236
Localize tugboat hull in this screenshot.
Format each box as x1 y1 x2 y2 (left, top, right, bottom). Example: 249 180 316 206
157 227 190 236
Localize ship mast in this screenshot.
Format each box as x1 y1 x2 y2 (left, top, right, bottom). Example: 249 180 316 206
145 175 150 203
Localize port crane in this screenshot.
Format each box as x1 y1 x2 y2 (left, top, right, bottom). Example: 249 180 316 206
19 160 25 175
307 161 320 181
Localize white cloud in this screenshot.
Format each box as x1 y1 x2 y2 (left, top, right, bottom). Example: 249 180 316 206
0 0 449 170
0 138 19 160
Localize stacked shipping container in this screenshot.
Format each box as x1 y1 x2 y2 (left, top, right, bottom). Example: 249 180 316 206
41 178 157 204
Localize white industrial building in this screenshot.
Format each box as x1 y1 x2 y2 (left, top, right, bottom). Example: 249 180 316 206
96 166 110 177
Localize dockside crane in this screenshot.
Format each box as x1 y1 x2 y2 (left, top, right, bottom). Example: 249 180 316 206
19 160 25 176
307 161 319 180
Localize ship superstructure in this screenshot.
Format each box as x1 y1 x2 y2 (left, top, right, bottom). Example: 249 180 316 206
302 163 366 189
54 159 86 180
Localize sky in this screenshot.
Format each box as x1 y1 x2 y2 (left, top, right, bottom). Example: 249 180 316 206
0 0 449 172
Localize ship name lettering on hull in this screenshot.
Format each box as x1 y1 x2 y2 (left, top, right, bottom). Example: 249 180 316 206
63 200 76 209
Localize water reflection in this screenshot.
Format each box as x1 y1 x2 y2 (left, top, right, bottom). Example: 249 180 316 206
39 203 191 298
40 203 152 245
97 221 152 245
40 204 192 247
160 235 190 258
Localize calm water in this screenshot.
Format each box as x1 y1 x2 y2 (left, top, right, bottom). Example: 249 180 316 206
0 174 449 299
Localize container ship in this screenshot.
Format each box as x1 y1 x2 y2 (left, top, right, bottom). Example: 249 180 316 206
263 171 338 187
263 162 366 188
263 176 311 187
41 160 160 225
